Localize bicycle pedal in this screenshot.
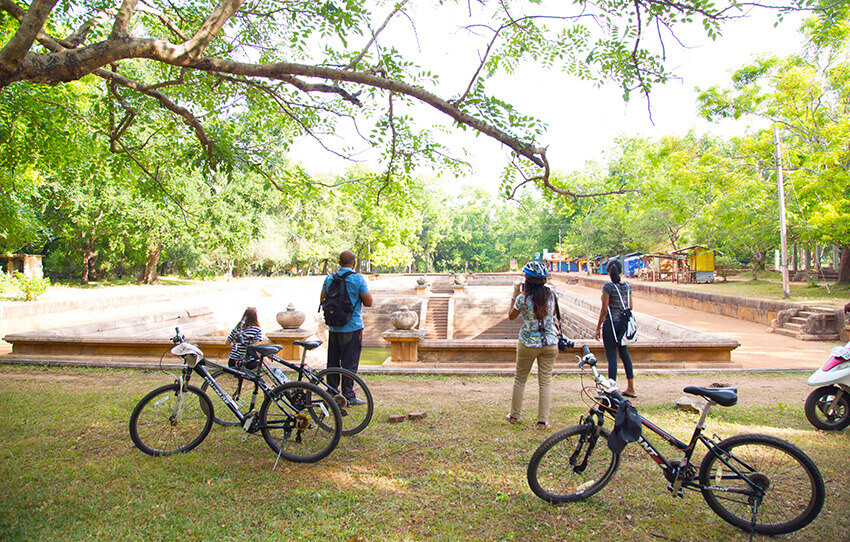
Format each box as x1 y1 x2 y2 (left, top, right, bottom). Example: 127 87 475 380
665 482 685 499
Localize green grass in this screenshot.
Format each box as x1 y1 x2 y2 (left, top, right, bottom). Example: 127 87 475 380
0 367 847 542
658 269 849 305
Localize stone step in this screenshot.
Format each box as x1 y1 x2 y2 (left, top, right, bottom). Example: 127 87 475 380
799 333 840 341
774 327 801 338
808 306 841 314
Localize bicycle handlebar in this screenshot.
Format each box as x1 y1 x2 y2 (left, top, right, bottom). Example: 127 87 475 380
576 344 625 403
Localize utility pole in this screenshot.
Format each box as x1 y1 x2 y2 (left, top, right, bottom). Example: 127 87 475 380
585 213 591 276
774 126 790 298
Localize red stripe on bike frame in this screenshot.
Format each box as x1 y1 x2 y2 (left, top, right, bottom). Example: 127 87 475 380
640 416 690 451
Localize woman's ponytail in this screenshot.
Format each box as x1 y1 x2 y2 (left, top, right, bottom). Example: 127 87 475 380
608 260 622 284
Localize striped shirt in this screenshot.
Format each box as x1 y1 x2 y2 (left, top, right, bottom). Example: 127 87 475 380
227 325 262 362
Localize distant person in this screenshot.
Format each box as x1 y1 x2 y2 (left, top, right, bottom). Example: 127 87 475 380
506 261 559 430
594 260 637 397
320 250 373 405
225 307 263 369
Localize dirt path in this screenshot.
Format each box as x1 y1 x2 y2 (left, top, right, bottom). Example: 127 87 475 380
564 282 842 371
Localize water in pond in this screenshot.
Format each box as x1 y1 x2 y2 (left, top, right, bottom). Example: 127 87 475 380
360 347 390 366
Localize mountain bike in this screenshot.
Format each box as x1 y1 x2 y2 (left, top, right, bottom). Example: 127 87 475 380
129 328 343 463
200 334 373 437
527 346 825 537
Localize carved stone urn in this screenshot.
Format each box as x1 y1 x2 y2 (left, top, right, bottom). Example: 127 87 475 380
417 276 429 287
390 305 419 330
453 274 466 286
276 303 306 329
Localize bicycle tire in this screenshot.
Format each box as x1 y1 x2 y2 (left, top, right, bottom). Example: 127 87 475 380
313 367 374 436
527 424 620 503
259 381 342 463
804 385 850 431
699 433 825 535
200 369 253 427
129 383 214 456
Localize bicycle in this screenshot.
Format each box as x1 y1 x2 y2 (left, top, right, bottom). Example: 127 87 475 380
200 333 373 437
129 328 343 463
526 346 825 537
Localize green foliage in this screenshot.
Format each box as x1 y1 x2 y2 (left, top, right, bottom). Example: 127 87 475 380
12 271 50 301
697 11 850 258
714 254 744 281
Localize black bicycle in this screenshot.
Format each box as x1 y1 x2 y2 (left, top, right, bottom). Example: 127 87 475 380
201 332 373 437
527 346 825 536
129 328 343 463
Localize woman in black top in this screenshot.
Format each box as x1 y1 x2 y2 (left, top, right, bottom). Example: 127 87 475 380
594 260 637 397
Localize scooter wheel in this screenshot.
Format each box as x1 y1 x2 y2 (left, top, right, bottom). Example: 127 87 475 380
804 385 850 430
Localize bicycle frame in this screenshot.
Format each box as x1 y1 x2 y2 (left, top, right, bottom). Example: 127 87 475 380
580 358 767 501
179 358 296 428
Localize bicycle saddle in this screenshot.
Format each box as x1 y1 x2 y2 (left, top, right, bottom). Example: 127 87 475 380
683 386 738 407
248 344 282 357
294 340 323 350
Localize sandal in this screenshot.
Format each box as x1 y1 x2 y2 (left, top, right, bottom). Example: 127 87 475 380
536 421 550 430
505 414 519 424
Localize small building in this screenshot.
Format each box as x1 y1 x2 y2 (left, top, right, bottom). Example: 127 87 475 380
672 246 716 283
623 252 644 277
2 254 44 280
637 253 684 282
543 250 570 272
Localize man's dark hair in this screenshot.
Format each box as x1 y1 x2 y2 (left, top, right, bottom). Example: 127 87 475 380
339 250 356 267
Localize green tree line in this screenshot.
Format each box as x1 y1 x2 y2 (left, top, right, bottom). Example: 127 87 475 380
1 3 847 283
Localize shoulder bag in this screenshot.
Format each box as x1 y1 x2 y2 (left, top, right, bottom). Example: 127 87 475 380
608 283 637 346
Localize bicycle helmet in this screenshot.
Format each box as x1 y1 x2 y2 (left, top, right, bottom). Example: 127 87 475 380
522 261 549 282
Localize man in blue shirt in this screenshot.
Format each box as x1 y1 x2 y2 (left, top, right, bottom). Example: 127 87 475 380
320 250 373 404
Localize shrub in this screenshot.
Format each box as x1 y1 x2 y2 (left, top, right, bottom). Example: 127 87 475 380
0 273 16 295
13 272 50 301
714 254 743 282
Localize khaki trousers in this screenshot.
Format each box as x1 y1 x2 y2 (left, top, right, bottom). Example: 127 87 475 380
510 343 558 424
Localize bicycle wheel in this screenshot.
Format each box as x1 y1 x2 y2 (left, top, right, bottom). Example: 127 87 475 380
259 381 342 463
527 424 620 503
313 367 374 436
200 369 253 427
129 384 214 456
804 386 850 431
699 433 825 535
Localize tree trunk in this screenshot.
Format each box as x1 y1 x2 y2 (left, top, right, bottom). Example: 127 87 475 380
140 240 163 284
792 243 798 271
839 247 850 284
81 249 92 285
80 235 96 285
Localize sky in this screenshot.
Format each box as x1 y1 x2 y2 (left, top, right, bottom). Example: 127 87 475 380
291 2 808 193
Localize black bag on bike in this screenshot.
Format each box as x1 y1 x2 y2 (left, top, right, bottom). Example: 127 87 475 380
323 270 356 327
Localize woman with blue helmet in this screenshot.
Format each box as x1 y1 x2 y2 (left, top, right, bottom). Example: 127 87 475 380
506 260 559 430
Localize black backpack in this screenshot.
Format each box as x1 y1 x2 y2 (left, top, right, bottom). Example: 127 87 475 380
323 270 356 327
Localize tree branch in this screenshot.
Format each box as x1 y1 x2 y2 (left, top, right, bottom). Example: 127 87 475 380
0 0 59 72
110 0 138 40
346 0 410 70
179 0 244 61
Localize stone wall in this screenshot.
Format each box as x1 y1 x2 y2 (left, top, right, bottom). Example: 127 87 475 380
567 275 803 327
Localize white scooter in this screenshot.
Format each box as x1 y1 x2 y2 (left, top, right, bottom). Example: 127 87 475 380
805 341 850 430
